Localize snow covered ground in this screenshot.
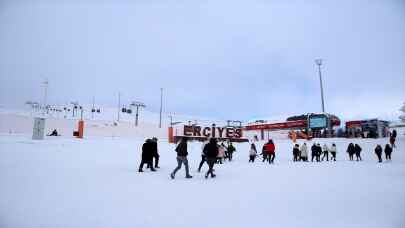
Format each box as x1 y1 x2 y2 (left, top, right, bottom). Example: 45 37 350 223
0 134 404 228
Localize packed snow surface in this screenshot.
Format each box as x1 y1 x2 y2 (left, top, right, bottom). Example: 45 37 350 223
0 135 404 228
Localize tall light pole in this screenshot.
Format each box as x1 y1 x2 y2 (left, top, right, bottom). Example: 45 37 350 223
315 59 325 113
159 88 163 128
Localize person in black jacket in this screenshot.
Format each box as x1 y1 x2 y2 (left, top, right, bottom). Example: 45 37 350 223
138 139 156 172
147 137 160 169
292 144 300 162
375 145 383 163
198 139 209 172
204 138 219 178
316 143 322 162
311 143 318 162
227 142 236 161
347 143 355 161
354 144 362 161
171 138 192 179
384 144 393 161
261 143 269 162
392 130 397 138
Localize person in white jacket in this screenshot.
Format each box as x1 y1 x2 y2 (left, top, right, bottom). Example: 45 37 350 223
330 143 337 161
321 143 330 161
300 143 308 161
249 143 257 163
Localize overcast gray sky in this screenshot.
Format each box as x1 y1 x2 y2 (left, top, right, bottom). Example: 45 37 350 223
1 0 404 121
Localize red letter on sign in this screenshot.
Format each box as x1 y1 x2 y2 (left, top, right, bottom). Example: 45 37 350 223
226 128 234 138
234 128 242 138
193 126 201 136
184 125 193 136
203 127 211 137
217 127 225 138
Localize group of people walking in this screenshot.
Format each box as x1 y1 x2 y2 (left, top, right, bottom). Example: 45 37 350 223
248 140 276 163
291 142 337 162
139 131 399 179
374 144 393 163
138 137 160 172
346 143 363 161
170 138 237 179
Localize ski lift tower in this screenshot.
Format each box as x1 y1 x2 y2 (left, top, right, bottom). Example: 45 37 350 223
130 101 146 126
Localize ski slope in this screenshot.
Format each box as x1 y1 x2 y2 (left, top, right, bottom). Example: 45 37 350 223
0 135 404 228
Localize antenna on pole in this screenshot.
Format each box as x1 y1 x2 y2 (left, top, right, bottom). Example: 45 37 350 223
130 101 146 126
43 79 49 114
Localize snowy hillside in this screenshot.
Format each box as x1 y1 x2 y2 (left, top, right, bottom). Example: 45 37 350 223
0 106 226 140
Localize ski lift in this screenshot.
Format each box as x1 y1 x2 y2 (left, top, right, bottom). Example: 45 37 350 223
122 107 127 113
96 109 101 113
91 108 96 113
126 109 132 114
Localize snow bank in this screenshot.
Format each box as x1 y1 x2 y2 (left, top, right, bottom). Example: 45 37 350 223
0 135 404 228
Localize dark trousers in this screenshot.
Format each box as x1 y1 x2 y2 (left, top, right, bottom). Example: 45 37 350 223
331 152 336 161
147 155 159 168
249 155 256 162
312 153 319 162
293 153 298 162
206 157 216 177
139 159 154 171
356 153 362 161
385 153 391 160
198 155 206 171
321 151 329 161
349 153 354 161
228 152 233 161
300 156 308 162
376 153 382 162
171 156 190 177
268 153 275 164
262 154 268 162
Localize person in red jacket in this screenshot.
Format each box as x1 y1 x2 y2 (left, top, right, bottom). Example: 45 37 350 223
265 139 276 164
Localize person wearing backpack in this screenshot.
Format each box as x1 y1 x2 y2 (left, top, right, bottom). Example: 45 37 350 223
170 138 193 179
261 143 269 162
204 138 219 178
